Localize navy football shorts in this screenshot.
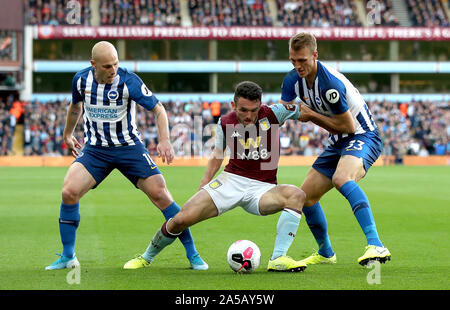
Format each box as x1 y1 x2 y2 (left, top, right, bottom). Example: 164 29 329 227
74 143 161 188
312 130 383 179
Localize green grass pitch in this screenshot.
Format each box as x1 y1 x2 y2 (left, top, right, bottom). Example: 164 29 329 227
0 165 449 290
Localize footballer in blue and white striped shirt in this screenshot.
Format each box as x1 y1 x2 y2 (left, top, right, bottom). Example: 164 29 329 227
280 32 391 266
45 41 207 271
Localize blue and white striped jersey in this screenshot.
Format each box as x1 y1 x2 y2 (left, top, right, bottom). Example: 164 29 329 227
72 67 158 147
281 60 377 145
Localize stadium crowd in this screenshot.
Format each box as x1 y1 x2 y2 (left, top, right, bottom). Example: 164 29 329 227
0 97 448 160
276 0 362 26
24 0 448 27
406 0 449 26
189 0 273 26
25 0 91 25
99 0 181 26
364 0 400 26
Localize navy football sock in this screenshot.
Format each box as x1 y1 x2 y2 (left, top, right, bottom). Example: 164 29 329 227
339 180 383 247
161 202 198 259
59 202 80 258
302 202 334 258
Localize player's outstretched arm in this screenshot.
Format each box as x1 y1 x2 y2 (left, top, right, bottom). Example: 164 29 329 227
299 104 356 134
63 101 83 157
152 101 175 165
199 147 225 190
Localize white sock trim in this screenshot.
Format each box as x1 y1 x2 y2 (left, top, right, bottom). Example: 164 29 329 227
165 218 182 237
283 208 302 219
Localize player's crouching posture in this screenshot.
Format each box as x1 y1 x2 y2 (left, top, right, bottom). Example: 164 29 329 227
124 81 307 272
45 41 207 271
281 32 391 266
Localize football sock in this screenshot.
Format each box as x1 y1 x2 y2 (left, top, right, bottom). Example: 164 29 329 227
339 180 383 247
161 201 198 259
59 202 80 258
302 202 334 258
271 208 301 260
142 220 178 262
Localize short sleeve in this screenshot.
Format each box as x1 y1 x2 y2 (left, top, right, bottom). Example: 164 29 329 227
321 80 349 115
71 73 83 104
126 72 159 111
281 71 298 102
270 103 300 123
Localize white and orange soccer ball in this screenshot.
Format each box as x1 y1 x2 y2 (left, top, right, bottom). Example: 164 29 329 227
227 240 261 273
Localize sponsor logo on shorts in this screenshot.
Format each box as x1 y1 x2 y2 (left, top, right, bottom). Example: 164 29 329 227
209 180 222 189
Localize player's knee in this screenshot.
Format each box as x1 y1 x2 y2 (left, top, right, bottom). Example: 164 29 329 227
61 187 80 204
170 212 192 232
148 186 172 209
331 172 350 190
283 185 306 210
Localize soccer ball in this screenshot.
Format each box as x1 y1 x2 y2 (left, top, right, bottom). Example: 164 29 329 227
227 240 261 273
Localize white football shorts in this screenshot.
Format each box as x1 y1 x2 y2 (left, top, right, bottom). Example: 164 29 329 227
202 171 276 216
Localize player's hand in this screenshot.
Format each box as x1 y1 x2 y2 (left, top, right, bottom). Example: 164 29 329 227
157 139 175 165
64 136 82 158
298 104 313 122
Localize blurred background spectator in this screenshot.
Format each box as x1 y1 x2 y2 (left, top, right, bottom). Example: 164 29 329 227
189 0 273 26
1 98 447 159
99 0 181 26
276 0 362 26
407 0 449 26
25 0 91 25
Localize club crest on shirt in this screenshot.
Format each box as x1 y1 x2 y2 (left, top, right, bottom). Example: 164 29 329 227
107 90 119 100
259 117 270 131
315 96 322 106
209 180 222 189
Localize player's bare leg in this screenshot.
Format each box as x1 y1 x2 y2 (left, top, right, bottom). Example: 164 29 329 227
62 162 97 204
298 168 337 265
168 189 219 233
301 167 334 207
46 163 96 270
133 175 209 270
137 174 173 210
259 185 307 272
331 155 366 190
333 155 391 265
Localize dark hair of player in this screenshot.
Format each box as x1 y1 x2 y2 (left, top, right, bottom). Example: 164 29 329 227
233 81 263 105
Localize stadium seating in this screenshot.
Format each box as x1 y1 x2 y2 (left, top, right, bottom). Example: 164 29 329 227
25 0 91 25
188 0 273 26
1 98 447 157
406 0 449 26
364 0 400 26
276 0 362 26
24 0 448 27
99 0 181 26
